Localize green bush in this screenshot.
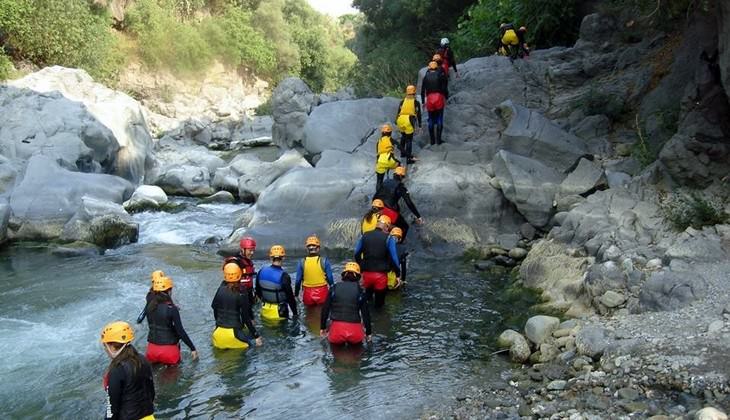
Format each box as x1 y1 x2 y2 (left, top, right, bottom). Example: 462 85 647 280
349 38 422 97
254 97 273 116
661 192 728 231
0 47 13 80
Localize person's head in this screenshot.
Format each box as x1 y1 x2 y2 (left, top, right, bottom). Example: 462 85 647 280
365 199 384 220
269 245 286 265
239 237 256 258
519 26 527 33
305 235 320 256
152 276 173 294
500 22 507 29
224 263 242 283
440 37 449 47
381 123 392 137
341 261 361 282
405 85 416 96
100 321 135 359
390 227 403 243
150 270 165 290
394 165 406 181
428 61 438 71
377 214 392 231
432 53 442 63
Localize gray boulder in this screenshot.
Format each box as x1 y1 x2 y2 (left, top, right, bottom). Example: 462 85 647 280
666 229 728 263
0 199 9 245
153 144 226 177
575 326 612 359
60 196 138 248
584 261 627 300
524 315 560 345
271 77 317 149
497 329 531 363
638 270 707 312
236 150 311 200
200 191 235 204
152 164 213 197
721 0 730 96
123 184 168 212
493 150 563 227
0 155 18 196
559 158 606 197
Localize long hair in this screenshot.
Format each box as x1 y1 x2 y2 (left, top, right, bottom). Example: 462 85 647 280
342 272 360 282
362 207 380 224
107 343 143 377
148 291 173 313
226 282 239 293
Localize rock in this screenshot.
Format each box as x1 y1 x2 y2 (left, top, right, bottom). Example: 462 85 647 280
497 329 531 363
152 164 213 197
603 245 622 261
520 223 537 240
605 170 632 189
575 326 612 359
539 343 559 362
0 200 9 245
51 241 102 257
496 100 589 172
92 0 134 23
524 315 560 345
599 290 627 308
153 144 226 177
666 231 728 263
553 328 572 338
721 1 730 96
271 77 316 149
708 320 724 334
646 258 662 270
508 247 528 259
696 407 728 420
578 13 618 44
639 270 707 312
236 150 311 199
584 262 627 300
547 380 567 391
559 158 606 197
571 114 610 141
493 150 563 227
200 190 235 204
60 196 137 248
618 387 640 401
555 194 586 212
7 67 152 183
129 185 168 205
492 255 516 267
474 260 496 271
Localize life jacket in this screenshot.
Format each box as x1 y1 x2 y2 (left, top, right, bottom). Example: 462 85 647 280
425 92 445 112
212 284 244 328
422 70 445 95
375 178 400 210
438 46 451 75
361 213 378 233
502 29 519 46
376 152 399 174
223 255 255 289
358 229 393 273
329 281 362 323
301 256 328 288
258 265 288 304
146 301 179 345
397 98 417 134
377 135 394 155
104 359 155 420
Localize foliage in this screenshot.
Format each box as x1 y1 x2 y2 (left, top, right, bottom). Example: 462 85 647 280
349 38 423 97
661 192 728 231
0 47 13 80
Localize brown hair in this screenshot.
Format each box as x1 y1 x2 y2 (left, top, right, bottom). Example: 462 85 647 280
106 343 143 376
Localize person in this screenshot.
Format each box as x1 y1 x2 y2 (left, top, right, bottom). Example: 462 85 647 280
144 276 197 364
421 61 448 145
320 262 372 345
361 199 385 234
222 237 257 309
136 270 165 324
386 227 408 290
256 245 298 321
375 123 400 192
374 165 423 240
295 235 335 306
395 85 422 164
100 321 155 420
498 23 529 59
436 37 459 79
353 215 401 307
211 263 263 349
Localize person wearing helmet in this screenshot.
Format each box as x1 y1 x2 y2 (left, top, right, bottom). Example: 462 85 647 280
386 227 408 290
353 215 401 307
211 263 263 349
320 262 372 345
421 61 448 145
144 276 197 364
498 23 528 59
100 321 155 420
137 270 166 324
361 199 385 234
517 26 529 57
375 123 401 192
436 37 459 79
295 235 335 306
374 165 423 240
395 85 422 164
223 236 258 309
256 245 298 321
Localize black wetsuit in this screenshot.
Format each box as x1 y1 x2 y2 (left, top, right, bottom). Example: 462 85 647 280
320 280 372 334
396 242 408 283
135 290 154 324
223 253 257 318
146 300 196 351
104 355 155 420
420 70 449 145
374 178 422 239
211 283 260 342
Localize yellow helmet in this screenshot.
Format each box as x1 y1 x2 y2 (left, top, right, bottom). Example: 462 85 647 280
381 123 393 134
223 263 242 282
151 270 165 283
372 199 385 209
432 53 442 62
152 276 173 292
378 215 392 225
342 261 361 275
101 321 134 344
390 227 403 238
270 245 286 258
406 85 416 95
305 235 320 247
394 166 406 177
428 61 438 70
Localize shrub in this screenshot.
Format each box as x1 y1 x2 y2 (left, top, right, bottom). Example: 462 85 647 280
254 97 273 115
661 192 728 231
0 47 13 80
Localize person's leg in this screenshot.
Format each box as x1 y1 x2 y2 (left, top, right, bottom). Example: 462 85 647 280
373 273 388 307
376 172 384 192
436 110 444 145
395 214 410 240
427 111 436 145
404 132 414 161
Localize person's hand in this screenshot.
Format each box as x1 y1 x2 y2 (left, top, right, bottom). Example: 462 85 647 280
255 337 263 346
320 329 327 338
191 350 199 361
415 217 424 225
395 277 402 289
366 335 373 342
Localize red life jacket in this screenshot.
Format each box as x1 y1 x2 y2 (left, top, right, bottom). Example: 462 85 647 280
438 47 450 75
425 92 445 112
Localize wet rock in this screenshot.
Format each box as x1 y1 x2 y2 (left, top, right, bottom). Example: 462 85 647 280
525 315 561 345
51 241 102 257
707 320 724 334
508 247 528 259
200 191 235 204
618 387 640 401
151 164 214 197
474 260 496 271
60 196 138 249
575 326 612 359
497 329 531 363
492 255 517 267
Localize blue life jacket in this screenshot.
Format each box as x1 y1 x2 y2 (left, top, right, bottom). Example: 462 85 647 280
258 265 287 304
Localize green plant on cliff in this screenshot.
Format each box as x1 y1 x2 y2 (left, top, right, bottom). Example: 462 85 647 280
0 47 13 80
661 192 729 231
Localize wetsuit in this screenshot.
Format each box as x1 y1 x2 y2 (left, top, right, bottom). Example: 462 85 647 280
256 265 298 320
145 299 196 364
420 69 449 145
320 280 372 345
436 45 458 76
395 98 422 163
223 253 257 305
135 290 154 324
361 213 379 234
387 241 409 289
211 283 260 349
374 178 422 239
354 229 401 307
295 256 335 306
104 355 155 420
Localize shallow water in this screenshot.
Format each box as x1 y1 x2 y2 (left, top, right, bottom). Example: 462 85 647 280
0 202 535 419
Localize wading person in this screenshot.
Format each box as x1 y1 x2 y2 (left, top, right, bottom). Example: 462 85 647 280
144 276 197 364
211 264 263 349
256 245 298 321
320 262 372 345
295 235 334 306
353 215 401 307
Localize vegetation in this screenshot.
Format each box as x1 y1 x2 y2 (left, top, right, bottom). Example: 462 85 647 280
0 47 12 80
661 191 729 231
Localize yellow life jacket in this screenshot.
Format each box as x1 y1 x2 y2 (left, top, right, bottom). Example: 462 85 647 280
302 256 327 288
377 136 394 155
211 327 249 350
397 98 417 134
362 214 377 233
376 153 398 174
502 29 519 46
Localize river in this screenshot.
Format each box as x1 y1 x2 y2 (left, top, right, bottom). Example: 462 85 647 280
0 199 537 419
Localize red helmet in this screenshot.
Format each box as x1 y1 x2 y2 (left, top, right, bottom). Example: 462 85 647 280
239 237 256 250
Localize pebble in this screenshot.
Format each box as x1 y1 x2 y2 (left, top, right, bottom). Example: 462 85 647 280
618 387 640 401
708 320 724 334
547 380 568 391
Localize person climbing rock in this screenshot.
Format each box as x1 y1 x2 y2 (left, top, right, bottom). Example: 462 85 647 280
436 37 459 79
144 276 197 364
498 23 529 59
361 199 385 234
295 235 335 306
386 227 408 290
211 263 263 349
421 61 448 145
256 245 298 321
353 215 401 307
100 321 155 420
375 123 401 192
320 262 372 345
222 237 257 311
137 270 165 324
395 85 422 164
374 165 423 240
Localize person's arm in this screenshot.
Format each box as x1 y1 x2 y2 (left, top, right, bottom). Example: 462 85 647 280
359 289 372 336
395 99 403 119
211 289 219 320
398 245 408 284
255 272 262 299
398 184 421 218
420 82 426 105
386 236 401 277
282 273 298 317
416 100 422 127
320 288 334 332
170 306 196 352
136 305 148 324
324 258 335 286
238 292 259 338
105 366 125 420
353 236 364 265
294 259 303 297
448 48 457 73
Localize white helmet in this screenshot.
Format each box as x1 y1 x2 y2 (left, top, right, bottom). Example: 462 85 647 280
440 38 449 46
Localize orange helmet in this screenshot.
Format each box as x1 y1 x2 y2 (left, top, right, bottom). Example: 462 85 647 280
305 235 320 247
152 276 173 292
390 227 403 238
342 261 361 275
381 123 393 134
428 61 438 70
270 245 286 258
378 215 392 225
101 321 134 344
432 53 442 62
394 166 406 177
150 270 165 283
223 263 242 282
371 199 384 209
406 85 416 95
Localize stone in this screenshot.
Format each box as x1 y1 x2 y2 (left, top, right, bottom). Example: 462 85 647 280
575 326 612 359
618 387 640 401
584 261 627 300
603 245 622 261
520 223 537 240
646 258 662 270
524 315 561 345
200 191 235 204
508 247 528 259
547 380 568 391
496 329 531 363
271 77 316 149
51 241 102 257
60 196 138 248
666 231 728 263
0 200 9 245
128 185 168 205
708 320 724 334
559 158 606 197
695 407 729 420
639 270 708 312
539 343 560 362
236 150 311 199
152 164 213 197
599 290 626 308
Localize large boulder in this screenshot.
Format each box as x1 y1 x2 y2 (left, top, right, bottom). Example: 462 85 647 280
236 150 311 200
493 150 563 227
666 228 728 263
0 199 9 245
0 155 18 196
8 67 153 183
559 158 606 197
151 164 214 197
60 196 138 248
524 315 560 345
575 326 612 359
638 269 707 312
153 143 226 177
271 77 317 149
123 185 168 212
8 155 134 241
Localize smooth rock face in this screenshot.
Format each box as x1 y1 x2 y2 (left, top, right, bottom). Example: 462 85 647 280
599 290 627 308
152 164 214 197
696 406 729 420
271 77 316 149
60 196 138 248
496 329 531 363
525 315 561 345
639 270 707 312
559 158 606 197
129 185 168 205
200 190 235 204
236 150 311 199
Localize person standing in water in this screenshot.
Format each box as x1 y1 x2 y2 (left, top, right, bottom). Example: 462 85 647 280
256 245 298 321
295 235 335 306
354 215 401 307
320 262 372 345
211 264 263 350
144 276 198 364
222 237 258 310
100 321 155 420
136 270 165 324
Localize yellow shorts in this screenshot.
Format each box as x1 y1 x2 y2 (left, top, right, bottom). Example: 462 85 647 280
397 114 414 135
261 302 285 321
212 327 249 350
